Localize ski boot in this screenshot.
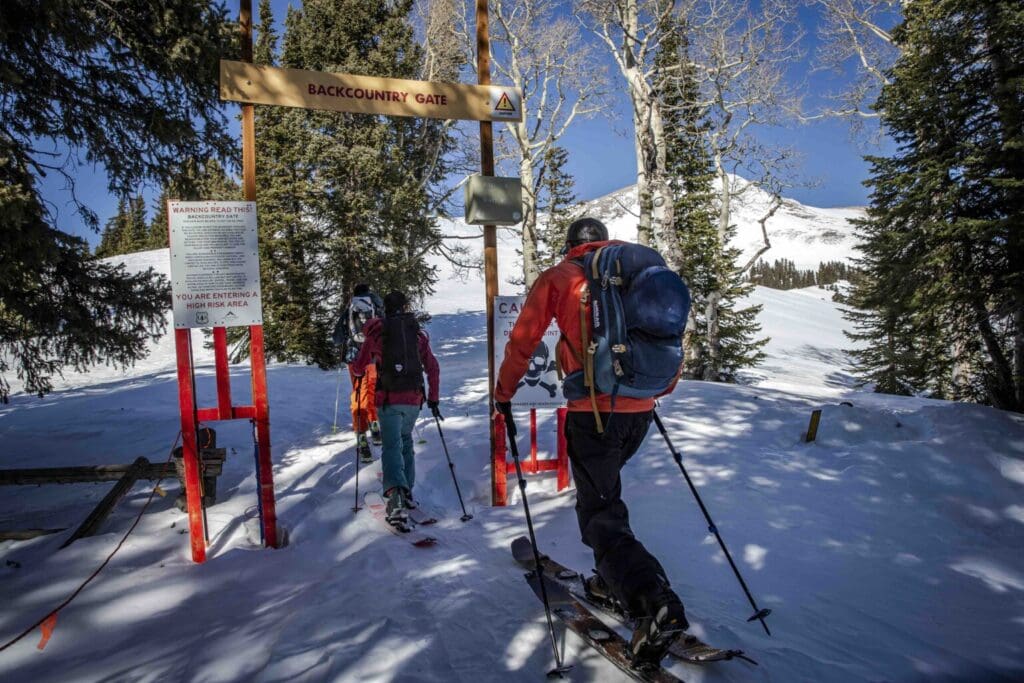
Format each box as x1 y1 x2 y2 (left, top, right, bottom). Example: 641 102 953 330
369 420 382 446
629 586 689 669
385 487 408 524
405 489 418 510
583 573 622 611
357 434 373 463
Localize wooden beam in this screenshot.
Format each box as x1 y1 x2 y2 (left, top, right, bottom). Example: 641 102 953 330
805 409 823 442
0 529 65 542
0 462 176 486
60 457 150 549
477 0 501 507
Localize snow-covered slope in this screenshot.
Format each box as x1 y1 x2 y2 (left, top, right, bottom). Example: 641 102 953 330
2 234 1024 682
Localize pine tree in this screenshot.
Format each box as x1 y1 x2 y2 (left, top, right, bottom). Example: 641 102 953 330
301 0 447 303
535 146 579 270
231 0 451 367
232 0 327 364
656 20 766 382
0 0 233 401
95 196 151 257
123 196 149 252
147 158 241 250
96 199 130 258
149 189 172 250
846 0 1024 410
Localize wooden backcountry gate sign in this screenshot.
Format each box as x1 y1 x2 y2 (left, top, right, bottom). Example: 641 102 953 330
220 60 523 123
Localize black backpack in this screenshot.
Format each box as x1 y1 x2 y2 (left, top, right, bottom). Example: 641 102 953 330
378 312 424 393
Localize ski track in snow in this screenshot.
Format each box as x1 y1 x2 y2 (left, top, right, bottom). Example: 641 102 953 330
2 204 1024 682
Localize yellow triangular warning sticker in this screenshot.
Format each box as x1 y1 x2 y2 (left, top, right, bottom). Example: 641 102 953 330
495 92 516 112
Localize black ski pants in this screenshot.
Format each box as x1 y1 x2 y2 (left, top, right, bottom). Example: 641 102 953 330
564 410 670 617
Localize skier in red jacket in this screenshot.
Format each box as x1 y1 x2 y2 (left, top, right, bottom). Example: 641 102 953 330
494 217 688 666
351 291 441 522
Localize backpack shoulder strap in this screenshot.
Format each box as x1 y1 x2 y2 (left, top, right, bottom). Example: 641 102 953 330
577 283 604 433
589 246 606 280
564 254 605 432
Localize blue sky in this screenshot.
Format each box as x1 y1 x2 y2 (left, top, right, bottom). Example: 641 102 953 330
46 0 894 249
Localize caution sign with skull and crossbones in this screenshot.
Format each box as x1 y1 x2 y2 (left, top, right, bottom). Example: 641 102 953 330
493 295 563 409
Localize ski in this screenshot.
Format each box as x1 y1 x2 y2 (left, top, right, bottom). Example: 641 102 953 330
407 507 438 526
512 540 683 682
363 492 437 547
511 536 756 667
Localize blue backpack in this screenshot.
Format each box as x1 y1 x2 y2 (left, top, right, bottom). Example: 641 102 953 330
562 243 690 432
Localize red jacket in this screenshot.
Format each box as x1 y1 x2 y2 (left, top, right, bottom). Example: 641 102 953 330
495 241 676 412
350 317 440 407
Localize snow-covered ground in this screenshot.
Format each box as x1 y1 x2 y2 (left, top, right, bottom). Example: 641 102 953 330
2 200 1023 682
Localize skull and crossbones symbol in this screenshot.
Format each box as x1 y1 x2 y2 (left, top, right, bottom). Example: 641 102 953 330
517 340 558 398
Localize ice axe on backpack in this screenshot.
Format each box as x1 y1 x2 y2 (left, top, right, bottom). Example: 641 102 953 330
652 410 772 636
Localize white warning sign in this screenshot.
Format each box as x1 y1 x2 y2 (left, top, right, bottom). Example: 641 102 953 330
168 201 263 329
494 296 563 409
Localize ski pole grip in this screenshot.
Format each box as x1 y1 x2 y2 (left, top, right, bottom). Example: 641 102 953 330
498 403 517 438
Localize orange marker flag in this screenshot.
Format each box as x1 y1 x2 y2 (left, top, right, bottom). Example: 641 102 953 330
37 612 58 650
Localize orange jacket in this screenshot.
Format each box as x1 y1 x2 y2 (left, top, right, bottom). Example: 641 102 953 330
495 241 672 413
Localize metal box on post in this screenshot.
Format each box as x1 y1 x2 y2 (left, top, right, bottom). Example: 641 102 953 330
465 175 523 225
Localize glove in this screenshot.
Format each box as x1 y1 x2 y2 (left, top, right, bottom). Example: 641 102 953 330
427 400 443 421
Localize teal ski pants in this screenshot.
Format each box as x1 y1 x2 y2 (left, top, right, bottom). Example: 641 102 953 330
379 403 420 495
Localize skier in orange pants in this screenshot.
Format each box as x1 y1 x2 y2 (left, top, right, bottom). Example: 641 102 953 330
333 284 385 462
349 363 380 447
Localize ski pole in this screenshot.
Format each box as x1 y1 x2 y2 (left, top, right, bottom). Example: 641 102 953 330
352 377 363 513
432 414 472 522
498 404 572 678
652 410 772 636
332 366 344 434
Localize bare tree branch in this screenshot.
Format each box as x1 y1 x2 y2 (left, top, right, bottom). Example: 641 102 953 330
491 0 611 286
803 0 902 127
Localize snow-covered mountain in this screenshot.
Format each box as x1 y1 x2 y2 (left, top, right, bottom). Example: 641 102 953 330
575 180 864 271
429 180 864 314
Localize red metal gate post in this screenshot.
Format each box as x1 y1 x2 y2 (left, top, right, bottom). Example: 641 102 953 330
529 408 538 473
250 326 278 547
556 407 570 491
213 327 233 419
174 329 207 563
493 411 508 506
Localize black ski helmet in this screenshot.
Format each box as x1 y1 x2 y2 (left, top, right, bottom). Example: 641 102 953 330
384 291 409 315
563 217 609 254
